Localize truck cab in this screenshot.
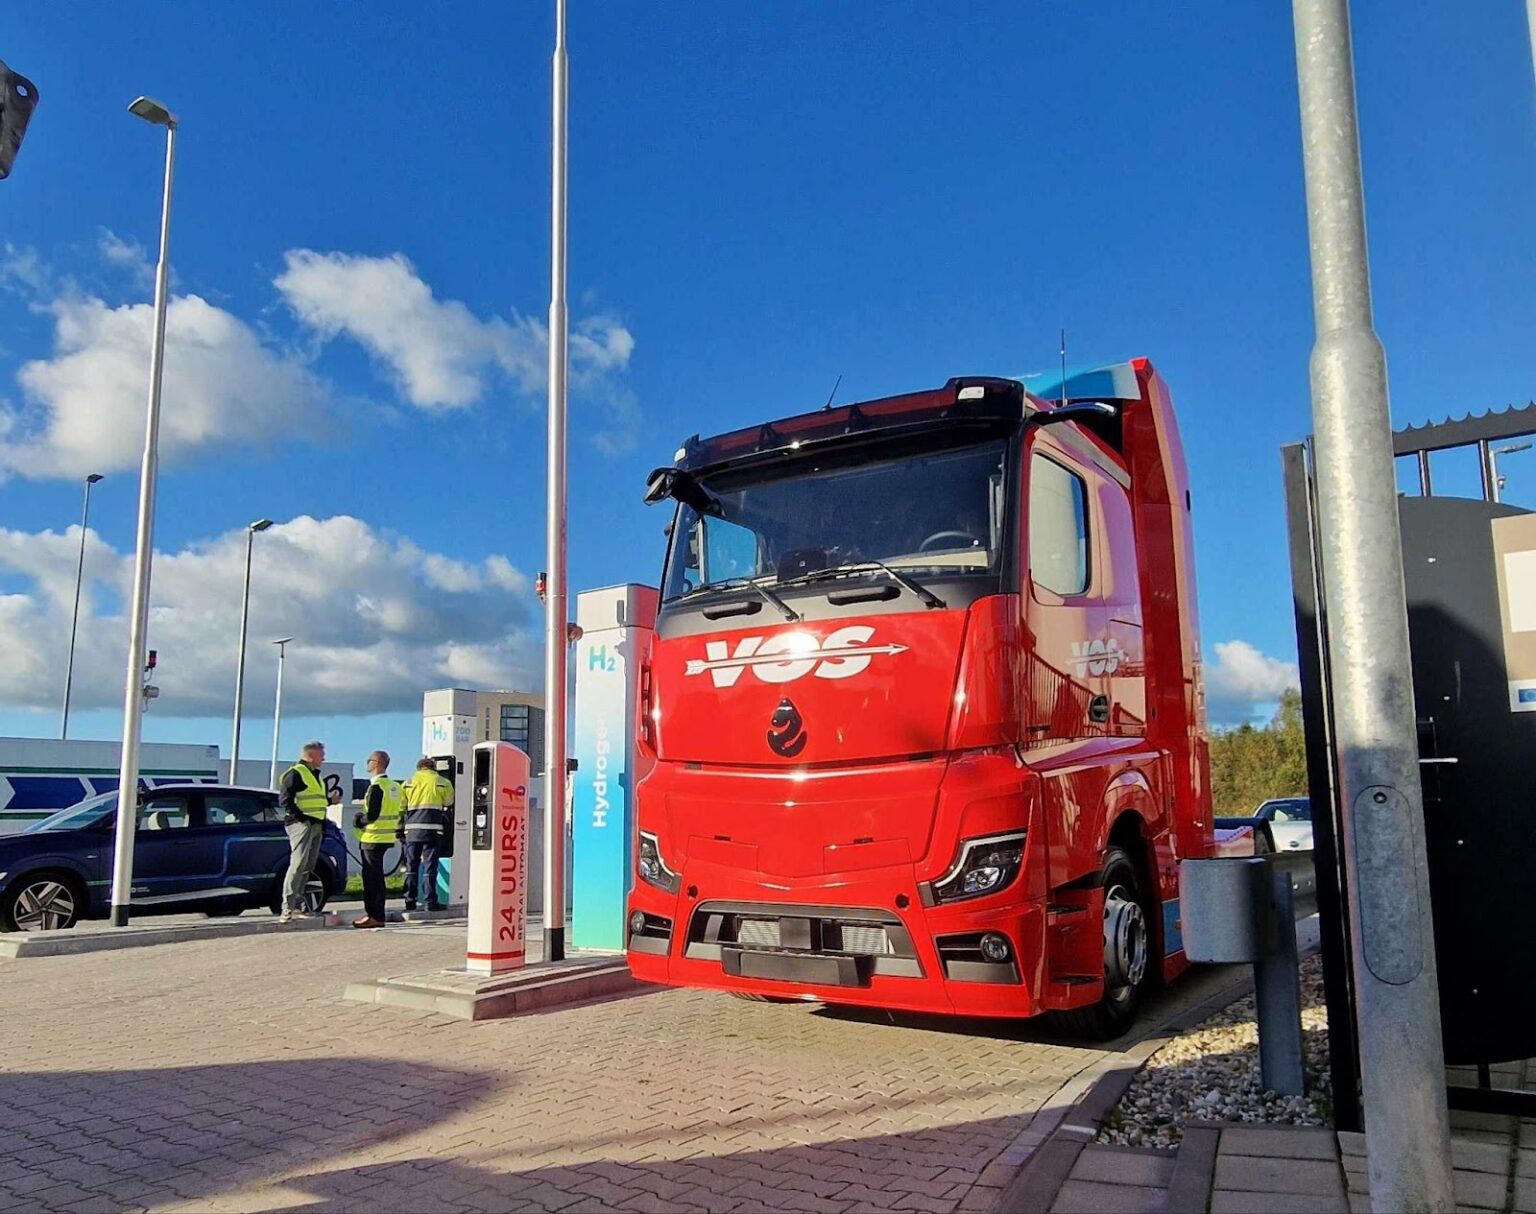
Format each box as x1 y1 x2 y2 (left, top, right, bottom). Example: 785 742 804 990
626 360 1212 1035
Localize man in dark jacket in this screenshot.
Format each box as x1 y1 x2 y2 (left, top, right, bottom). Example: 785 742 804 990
399 757 454 913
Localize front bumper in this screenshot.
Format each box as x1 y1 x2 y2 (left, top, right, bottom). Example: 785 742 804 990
626 751 1047 1018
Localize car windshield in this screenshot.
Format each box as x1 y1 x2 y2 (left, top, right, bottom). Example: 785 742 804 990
663 439 1007 602
25 791 117 833
1259 798 1311 822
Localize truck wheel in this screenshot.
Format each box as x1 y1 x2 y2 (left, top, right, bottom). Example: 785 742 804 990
1 873 83 932
1061 846 1150 1040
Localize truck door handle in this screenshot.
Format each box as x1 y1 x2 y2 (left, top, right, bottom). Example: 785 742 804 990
1088 695 1110 724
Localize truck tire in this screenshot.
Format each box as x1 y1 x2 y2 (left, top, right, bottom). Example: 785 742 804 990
1059 846 1150 1040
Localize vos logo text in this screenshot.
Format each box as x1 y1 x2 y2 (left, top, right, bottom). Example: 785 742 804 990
685 626 906 688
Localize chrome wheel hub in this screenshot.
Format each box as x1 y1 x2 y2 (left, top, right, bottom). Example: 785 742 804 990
1103 883 1147 992
13 880 75 932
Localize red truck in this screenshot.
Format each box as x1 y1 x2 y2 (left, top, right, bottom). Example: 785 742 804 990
626 359 1213 1036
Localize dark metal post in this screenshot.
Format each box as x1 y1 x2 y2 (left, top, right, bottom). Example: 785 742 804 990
1282 441 1363 1132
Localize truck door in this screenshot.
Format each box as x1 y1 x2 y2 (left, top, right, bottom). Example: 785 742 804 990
1022 441 1106 742
1092 475 1146 736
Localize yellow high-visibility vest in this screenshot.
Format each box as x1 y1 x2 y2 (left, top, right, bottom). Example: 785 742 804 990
401 769 453 809
286 764 329 821
358 776 403 844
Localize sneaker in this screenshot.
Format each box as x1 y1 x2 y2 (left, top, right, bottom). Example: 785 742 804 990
279 908 313 924
352 917 383 929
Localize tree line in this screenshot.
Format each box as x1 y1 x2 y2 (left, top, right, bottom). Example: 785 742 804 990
1208 689 1308 815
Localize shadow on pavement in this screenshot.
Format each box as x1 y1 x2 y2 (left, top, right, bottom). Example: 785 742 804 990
0 1057 502 1211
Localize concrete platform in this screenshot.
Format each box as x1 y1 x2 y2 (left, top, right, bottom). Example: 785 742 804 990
0 912 343 958
344 953 637 1020
392 906 466 923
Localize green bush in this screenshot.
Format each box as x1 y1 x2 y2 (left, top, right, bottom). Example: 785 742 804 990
1208 689 1309 815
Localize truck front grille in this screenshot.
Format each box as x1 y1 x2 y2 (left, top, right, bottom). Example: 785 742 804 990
683 900 921 977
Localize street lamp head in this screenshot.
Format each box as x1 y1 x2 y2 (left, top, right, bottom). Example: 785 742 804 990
85 473 103 485
249 518 274 533
273 637 294 647
127 96 177 128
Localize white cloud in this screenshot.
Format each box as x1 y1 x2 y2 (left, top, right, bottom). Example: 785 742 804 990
274 249 639 449
1205 639 1299 724
0 516 537 717
96 228 154 290
1 290 328 478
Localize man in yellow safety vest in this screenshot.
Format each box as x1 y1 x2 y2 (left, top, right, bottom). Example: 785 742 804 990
278 739 341 923
351 749 402 929
400 757 454 913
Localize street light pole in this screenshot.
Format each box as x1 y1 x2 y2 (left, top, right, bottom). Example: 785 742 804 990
228 518 273 782
109 96 177 929
1291 2 1454 1210
1489 442 1531 504
60 472 104 740
269 638 293 790
542 0 570 963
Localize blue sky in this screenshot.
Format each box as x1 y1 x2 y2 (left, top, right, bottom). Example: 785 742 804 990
0 2 1532 778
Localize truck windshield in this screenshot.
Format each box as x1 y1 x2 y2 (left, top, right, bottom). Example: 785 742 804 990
663 439 1008 602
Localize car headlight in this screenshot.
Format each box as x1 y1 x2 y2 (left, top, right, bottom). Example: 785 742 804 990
932 832 1026 903
637 831 679 894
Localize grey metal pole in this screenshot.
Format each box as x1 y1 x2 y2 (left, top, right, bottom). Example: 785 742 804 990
269 638 291 791
229 528 255 777
109 106 176 929
542 0 570 963
60 473 103 739
1291 3 1454 1210
229 519 271 780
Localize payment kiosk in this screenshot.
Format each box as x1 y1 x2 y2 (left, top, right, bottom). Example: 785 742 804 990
571 584 658 950
422 688 475 909
466 741 531 974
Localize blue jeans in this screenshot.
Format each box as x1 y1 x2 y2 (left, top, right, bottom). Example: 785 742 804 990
402 837 441 910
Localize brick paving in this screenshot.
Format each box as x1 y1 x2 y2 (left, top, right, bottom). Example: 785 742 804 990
0 924 1241 1213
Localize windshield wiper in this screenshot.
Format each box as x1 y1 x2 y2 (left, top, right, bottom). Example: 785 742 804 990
781 561 947 610
678 577 799 622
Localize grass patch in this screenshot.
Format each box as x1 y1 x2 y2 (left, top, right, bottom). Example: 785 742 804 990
344 874 406 898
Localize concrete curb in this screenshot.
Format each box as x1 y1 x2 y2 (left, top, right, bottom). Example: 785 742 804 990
0 913 344 958
989 973 1258 1214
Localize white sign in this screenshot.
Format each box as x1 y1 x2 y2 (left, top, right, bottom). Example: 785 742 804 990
466 741 531 975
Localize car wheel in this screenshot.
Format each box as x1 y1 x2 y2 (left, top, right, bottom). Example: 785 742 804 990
303 874 329 915
2 874 83 932
1060 846 1151 1040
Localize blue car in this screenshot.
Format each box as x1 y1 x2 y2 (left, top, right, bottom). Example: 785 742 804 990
0 784 348 932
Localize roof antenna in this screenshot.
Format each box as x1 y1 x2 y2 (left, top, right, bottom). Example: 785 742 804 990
823 373 843 411
1058 328 1069 409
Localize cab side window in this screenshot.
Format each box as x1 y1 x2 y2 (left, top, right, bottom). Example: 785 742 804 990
1029 454 1090 597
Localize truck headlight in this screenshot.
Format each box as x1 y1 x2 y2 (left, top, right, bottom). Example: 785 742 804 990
932 832 1025 903
637 831 679 894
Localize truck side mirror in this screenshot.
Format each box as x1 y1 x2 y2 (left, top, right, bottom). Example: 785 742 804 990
644 467 679 504
643 466 721 515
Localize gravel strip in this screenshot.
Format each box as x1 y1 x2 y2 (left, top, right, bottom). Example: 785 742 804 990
1095 952 1331 1148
